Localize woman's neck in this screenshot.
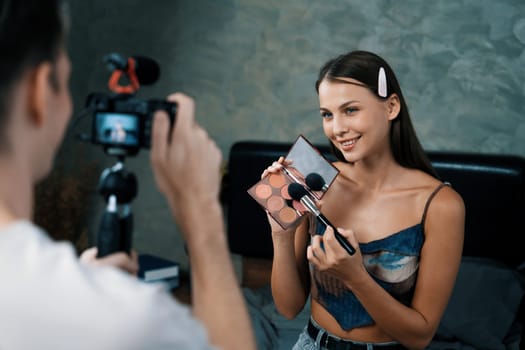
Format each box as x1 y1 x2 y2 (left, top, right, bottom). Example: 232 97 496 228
339 151 403 192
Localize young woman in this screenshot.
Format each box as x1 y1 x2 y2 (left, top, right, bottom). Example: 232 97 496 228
264 50 465 350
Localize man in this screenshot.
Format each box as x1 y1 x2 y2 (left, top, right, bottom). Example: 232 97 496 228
0 0 255 349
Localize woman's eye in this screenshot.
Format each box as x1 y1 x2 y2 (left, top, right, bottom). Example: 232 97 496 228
320 111 332 119
345 107 357 115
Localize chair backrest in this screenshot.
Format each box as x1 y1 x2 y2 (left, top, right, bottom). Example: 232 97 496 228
226 141 525 268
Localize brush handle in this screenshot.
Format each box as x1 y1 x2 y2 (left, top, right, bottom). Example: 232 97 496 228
298 195 356 255
316 213 356 255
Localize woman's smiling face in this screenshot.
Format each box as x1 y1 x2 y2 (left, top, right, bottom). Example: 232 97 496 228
318 77 396 163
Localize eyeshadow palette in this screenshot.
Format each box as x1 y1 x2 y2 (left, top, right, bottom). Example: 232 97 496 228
247 135 339 230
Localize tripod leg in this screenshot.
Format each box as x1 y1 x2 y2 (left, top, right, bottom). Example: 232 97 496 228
120 205 133 254
97 195 121 257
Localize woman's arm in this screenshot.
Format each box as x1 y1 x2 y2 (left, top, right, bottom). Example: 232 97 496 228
271 215 311 319
261 157 312 319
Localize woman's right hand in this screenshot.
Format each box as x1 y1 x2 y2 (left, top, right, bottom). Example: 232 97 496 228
260 156 289 179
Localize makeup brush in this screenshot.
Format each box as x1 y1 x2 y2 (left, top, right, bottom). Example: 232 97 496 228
288 183 355 255
305 172 329 192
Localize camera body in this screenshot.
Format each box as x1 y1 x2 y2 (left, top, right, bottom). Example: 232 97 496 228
86 92 177 157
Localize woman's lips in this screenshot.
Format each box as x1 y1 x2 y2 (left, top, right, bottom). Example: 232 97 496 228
339 137 360 151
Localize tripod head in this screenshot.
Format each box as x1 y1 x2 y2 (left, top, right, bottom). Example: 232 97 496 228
98 161 137 204
96 160 137 257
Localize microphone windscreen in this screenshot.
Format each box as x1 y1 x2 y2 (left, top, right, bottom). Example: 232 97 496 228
103 53 128 71
305 173 326 191
288 182 309 201
131 56 160 85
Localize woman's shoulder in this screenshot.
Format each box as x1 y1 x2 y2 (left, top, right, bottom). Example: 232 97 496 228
426 183 465 218
399 168 464 216
416 172 465 232
407 167 463 208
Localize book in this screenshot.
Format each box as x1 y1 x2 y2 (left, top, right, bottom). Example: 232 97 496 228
144 276 180 291
157 276 180 291
138 253 180 283
140 275 180 292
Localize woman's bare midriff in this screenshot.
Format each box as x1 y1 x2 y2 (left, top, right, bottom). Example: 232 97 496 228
311 300 394 342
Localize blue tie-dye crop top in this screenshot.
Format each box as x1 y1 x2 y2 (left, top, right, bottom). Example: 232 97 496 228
309 183 449 331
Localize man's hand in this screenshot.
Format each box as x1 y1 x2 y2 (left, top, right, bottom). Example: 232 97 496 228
80 247 139 276
150 93 223 242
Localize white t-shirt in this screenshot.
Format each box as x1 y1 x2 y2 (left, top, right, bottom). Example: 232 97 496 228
0 221 215 350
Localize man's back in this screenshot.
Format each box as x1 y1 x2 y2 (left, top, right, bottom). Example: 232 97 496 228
0 221 214 350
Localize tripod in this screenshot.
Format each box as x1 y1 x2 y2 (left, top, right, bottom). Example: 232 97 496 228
96 159 137 257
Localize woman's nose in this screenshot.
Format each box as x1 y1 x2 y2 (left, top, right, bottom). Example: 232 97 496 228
332 115 349 136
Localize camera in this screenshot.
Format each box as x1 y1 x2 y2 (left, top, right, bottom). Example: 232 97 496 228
86 92 176 157
80 53 177 157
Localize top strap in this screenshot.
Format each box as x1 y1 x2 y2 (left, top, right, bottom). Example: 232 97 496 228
421 182 451 230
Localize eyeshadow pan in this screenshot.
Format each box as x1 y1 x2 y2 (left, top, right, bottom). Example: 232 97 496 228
279 207 297 224
269 173 286 188
280 184 292 200
267 195 284 212
255 183 272 199
292 200 306 213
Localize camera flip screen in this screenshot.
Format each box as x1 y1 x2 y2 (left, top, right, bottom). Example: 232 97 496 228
96 112 139 147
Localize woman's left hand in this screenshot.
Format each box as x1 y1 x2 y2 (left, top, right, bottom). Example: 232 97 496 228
306 226 366 285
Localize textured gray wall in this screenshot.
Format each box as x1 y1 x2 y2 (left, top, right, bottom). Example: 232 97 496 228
61 0 525 269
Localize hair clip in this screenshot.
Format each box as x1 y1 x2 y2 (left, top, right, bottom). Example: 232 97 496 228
378 67 387 98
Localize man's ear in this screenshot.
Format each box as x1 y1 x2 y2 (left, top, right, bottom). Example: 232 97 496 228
27 62 54 127
386 93 401 121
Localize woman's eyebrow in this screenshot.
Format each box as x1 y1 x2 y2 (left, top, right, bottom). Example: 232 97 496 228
320 100 358 112
338 100 358 110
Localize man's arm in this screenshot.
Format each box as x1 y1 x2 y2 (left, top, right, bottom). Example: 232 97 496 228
150 93 255 350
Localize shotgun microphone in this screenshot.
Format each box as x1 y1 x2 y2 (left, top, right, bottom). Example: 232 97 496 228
103 53 161 85
288 183 355 255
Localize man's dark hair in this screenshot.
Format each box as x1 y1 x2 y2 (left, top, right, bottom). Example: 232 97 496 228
0 0 66 148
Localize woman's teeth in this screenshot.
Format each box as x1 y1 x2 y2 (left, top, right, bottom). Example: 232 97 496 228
341 139 357 147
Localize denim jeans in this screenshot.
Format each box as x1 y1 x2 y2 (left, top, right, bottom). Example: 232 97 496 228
292 325 317 350
292 318 406 350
